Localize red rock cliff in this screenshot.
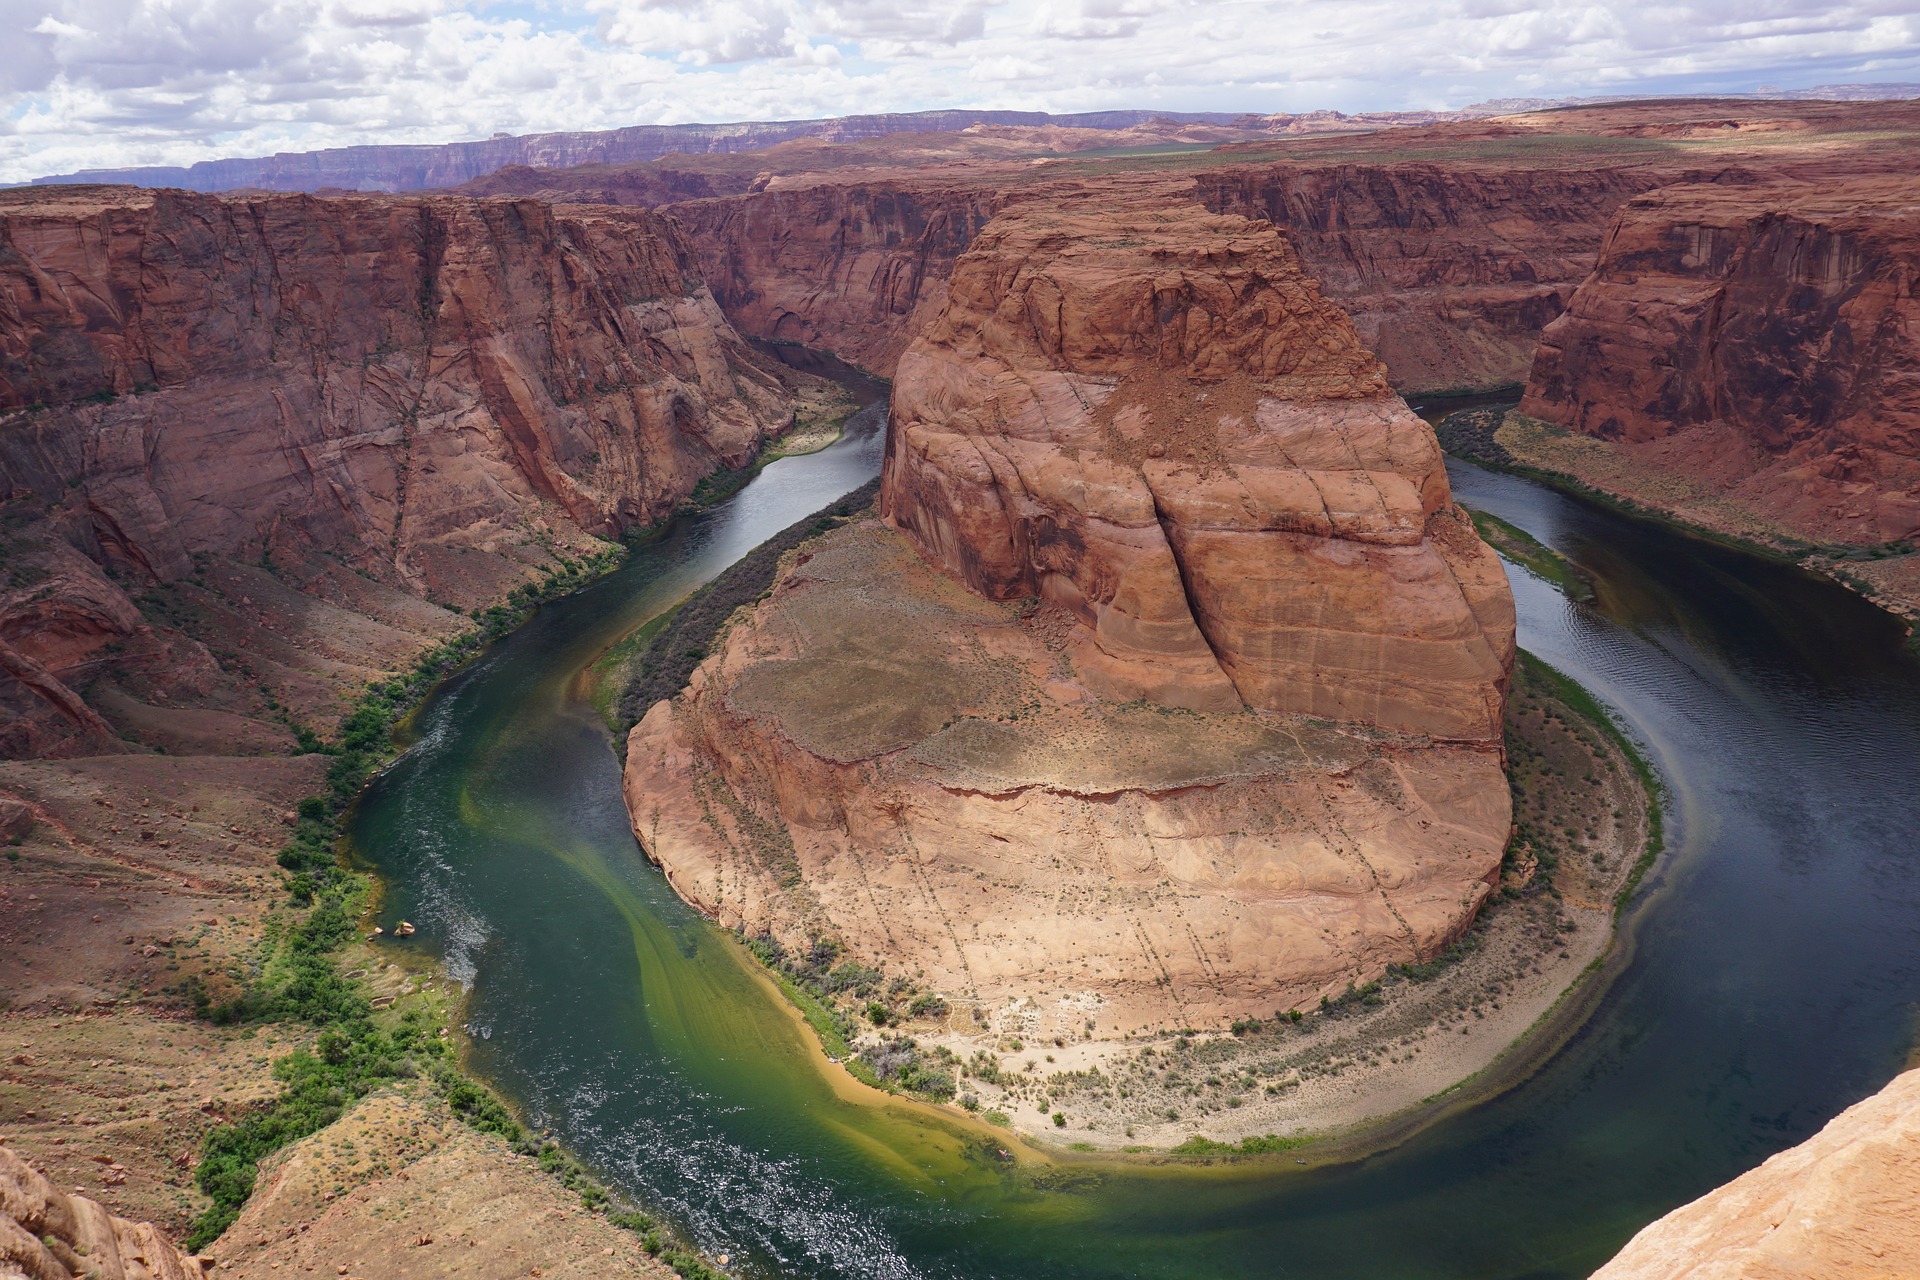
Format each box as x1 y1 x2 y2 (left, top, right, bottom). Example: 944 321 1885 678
667 182 1003 375
2 1143 206 1279
881 195 1515 740
1520 177 1920 546
1193 161 1670 393
0 185 795 756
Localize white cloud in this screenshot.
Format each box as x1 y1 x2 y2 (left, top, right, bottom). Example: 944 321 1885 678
0 0 1915 182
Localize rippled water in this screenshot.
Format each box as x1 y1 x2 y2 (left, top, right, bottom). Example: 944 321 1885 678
353 403 1920 1279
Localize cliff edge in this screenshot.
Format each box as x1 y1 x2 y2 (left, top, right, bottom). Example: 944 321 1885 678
1594 1069 1920 1280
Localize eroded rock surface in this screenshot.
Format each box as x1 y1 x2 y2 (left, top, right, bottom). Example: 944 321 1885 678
1521 176 1920 549
626 198 1514 1035
1593 1068 1920 1280
0 185 797 755
882 196 1515 739
1 1143 205 1279
627 519 1511 1034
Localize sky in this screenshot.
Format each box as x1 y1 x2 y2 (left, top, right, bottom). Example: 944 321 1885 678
2 0 1918 182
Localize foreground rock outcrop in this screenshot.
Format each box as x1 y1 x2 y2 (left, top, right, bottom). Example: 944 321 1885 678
2 1144 205 1279
0 185 800 755
1593 1069 1920 1280
1521 176 1920 550
626 197 1514 1036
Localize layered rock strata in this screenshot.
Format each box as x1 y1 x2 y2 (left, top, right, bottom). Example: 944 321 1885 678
2 1144 205 1279
1593 1068 1920 1280
0 185 796 755
1521 177 1920 548
626 199 1514 1034
1193 162 1670 394
668 184 1004 375
882 198 1515 739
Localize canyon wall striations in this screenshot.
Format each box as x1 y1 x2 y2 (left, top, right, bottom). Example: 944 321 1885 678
666 183 1005 376
1521 177 1920 548
658 161 1669 395
0 185 799 756
626 196 1515 1036
881 195 1516 737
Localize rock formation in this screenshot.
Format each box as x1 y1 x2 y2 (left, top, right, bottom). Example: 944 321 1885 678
1521 176 1920 548
2 1143 205 1279
0 185 798 755
884 194 1516 737
667 183 1004 376
661 161 1652 393
625 195 1514 1036
1593 1068 1920 1279
645 101 1920 399
1193 162 1670 394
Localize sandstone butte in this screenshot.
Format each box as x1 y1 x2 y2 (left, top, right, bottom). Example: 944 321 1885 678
2 1143 206 1280
0 184 801 758
624 193 1516 1038
1593 1068 1920 1280
1521 174 1920 551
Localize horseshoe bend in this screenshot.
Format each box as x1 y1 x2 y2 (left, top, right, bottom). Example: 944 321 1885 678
6 83 1920 1280
623 191 1522 1091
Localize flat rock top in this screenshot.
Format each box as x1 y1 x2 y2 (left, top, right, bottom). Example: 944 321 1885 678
726 519 1367 790
923 192 1389 392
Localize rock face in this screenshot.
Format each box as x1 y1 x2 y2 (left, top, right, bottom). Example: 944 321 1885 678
883 196 1515 739
1 1144 205 1279
625 198 1514 1035
0 185 795 756
668 184 1004 376
1593 1068 1920 1280
1194 162 1669 394
1521 177 1920 547
663 161 1665 394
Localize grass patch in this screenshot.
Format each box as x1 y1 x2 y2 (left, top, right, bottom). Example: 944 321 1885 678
1170 1133 1311 1157
738 931 960 1101
1516 653 1667 912
177 539 743 1275
1468 508 1596 602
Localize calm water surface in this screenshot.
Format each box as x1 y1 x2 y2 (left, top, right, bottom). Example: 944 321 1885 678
353 402 1920 1280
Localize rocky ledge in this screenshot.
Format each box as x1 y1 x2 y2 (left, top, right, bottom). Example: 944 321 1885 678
2 1143 206 1279
1594 1068 1920 1280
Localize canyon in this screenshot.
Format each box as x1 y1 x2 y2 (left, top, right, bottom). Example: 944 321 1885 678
0 180 830 1275
466 98 1920 402
3 92 1920 1280
0 184 818 756
623 192 1516 1041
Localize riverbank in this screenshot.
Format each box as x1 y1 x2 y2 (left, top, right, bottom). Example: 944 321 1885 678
0 461 805 1277
1437 405 1920 630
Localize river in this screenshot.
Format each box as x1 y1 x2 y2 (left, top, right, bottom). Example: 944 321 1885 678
352 399 1920 1280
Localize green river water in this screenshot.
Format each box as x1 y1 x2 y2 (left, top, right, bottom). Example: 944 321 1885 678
352 394 1920 1279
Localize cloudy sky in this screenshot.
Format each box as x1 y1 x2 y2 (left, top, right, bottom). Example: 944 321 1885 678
3 0 1917 182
